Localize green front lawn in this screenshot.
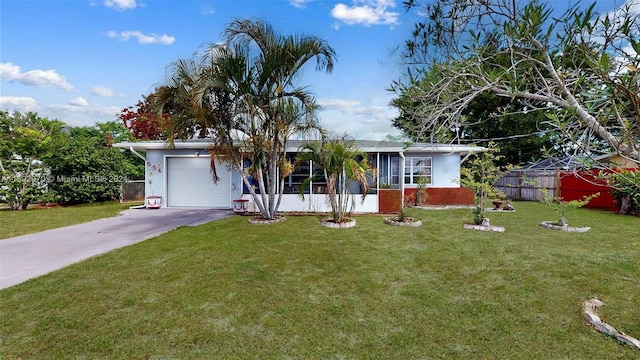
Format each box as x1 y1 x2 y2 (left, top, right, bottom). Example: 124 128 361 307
0 202 137 239
1 202 639 358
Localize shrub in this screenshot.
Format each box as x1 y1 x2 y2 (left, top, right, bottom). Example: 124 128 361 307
607 169 640 214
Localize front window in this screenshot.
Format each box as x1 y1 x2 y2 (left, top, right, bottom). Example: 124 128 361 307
391 157 400 185
284 155 327 194
404 157 432 185
284 157 311 194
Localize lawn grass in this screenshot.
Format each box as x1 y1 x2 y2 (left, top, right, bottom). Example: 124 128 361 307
1 201 639 358
0 202 138 239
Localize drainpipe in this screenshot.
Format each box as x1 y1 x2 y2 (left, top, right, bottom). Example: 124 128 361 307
129 146 149 205
399 151 405 207
129 146 146 162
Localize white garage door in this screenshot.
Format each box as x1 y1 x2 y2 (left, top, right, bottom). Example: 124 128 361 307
166 157 231 208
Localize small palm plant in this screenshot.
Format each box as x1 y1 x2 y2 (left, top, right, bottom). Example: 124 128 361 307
297 134 374 224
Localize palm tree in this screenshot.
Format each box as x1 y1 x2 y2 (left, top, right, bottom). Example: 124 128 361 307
154 59 218 141
155 18 336 220
297 135 374 224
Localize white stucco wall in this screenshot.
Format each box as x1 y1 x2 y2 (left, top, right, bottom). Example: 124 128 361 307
144 149 165 202
403 152 461 188
277 194 378 213
432 153 461 188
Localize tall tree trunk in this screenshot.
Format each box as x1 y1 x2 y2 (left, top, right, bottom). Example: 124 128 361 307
241 174 266 215
255 163 271 219
268 140 278 218
619 195 631 215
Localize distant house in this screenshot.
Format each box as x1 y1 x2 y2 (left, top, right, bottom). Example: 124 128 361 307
113 139 486 213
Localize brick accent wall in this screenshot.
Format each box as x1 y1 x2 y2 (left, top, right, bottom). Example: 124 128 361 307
379 188 474 213
403 187 474 206
378 189 402 213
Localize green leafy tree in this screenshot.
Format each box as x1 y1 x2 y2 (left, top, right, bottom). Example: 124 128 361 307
0 111 64 210
45 122 143 204
297 135 374 223
156 18 336 220
391 67 555 166
460 142 506 224
394 0 640 167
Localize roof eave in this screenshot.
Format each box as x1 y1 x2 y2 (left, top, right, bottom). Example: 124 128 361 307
113 140 487 155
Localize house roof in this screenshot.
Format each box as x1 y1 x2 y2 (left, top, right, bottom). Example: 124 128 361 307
520 155 583 170
113 139 487 155
520 154 632 170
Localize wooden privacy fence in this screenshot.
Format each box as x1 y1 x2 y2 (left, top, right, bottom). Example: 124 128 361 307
496 168 632 212
120 180 145 202
495 170 558 201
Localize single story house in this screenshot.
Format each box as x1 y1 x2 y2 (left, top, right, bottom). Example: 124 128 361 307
114 139 485 213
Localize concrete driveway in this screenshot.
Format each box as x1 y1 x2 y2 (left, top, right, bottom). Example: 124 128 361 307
0 207 233 290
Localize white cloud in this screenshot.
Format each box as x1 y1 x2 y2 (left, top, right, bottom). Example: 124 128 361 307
0 96 39 112
318 98 363 111
316 103 400 139
69 96 88 107
0 62 74 91
104 0 137 11
42 104 122 127
331 0 399 27
107 30 175 45
90 85 117 97
48 103 121 117
596 0 640 34
610 0 640 16
590 1 640 68
48 104 87 113
201 5 215 15
87 106 122 118
290 0 312 8
318 97 397 127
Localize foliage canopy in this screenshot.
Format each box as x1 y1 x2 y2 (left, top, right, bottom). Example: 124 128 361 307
297 134 374 223
1 111 144 209
392 0 640 166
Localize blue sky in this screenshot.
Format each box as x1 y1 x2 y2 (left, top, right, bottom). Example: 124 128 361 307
0 0 632 140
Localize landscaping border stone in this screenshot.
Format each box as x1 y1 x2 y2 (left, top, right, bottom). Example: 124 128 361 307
384 217 422 227
321 218 356 228
248 216 286 225
463 223 505 232
539 221 590 233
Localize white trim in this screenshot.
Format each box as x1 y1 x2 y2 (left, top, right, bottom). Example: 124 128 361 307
114 140 487 155
404 156 433 185
399 151 405 207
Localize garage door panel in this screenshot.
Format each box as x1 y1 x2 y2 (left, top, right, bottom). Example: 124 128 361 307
167 157 231 208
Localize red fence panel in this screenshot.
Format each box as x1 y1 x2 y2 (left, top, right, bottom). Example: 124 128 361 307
559 170 618 211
